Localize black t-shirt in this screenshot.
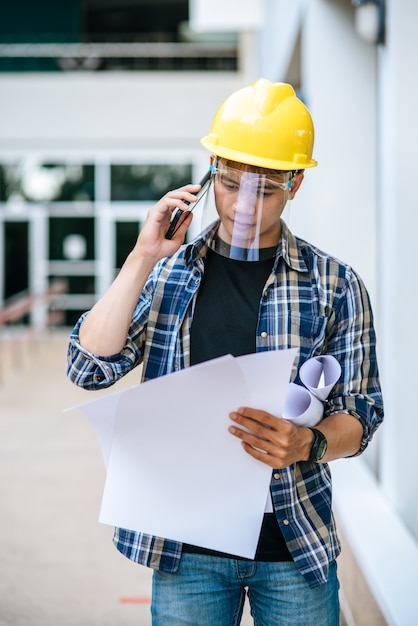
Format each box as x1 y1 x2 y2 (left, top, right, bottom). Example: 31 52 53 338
190 249 273 364
184 248 292 562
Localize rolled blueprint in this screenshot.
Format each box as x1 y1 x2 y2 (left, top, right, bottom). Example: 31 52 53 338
282 382 324 427
299 355 341 402
282 355 341 427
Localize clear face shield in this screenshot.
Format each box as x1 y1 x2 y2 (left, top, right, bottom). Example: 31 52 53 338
201 160 293 261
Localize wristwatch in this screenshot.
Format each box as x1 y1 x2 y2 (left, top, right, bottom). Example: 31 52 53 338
308 428 327 462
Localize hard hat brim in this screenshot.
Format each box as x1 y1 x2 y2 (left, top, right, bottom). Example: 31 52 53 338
200 137 318 171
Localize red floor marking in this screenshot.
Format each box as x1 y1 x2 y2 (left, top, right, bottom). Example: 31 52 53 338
119 597 151 604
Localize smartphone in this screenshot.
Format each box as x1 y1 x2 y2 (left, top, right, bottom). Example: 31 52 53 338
165 168 213 240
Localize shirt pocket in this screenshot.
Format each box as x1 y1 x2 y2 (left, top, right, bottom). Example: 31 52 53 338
262 312 329 373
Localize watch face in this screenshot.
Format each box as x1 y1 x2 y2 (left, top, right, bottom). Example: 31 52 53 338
316 437 327 460
309 428 327 462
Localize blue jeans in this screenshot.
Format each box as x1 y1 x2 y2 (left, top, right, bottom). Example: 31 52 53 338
151 554 340 625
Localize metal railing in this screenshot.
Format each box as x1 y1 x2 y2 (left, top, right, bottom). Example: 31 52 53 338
0 279 68 381
0 279 67 326
0 42 236 58
0 42 238 72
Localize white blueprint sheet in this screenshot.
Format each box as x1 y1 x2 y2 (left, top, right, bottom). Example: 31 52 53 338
70 349 297 559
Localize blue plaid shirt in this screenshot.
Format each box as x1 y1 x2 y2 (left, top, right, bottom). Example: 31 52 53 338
67 220 383 588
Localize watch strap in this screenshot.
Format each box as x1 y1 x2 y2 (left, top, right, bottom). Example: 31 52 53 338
308 427 327 462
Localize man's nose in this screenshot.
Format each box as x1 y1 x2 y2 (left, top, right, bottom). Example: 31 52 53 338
234 191 258 215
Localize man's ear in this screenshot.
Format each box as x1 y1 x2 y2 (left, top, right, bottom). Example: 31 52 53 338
289 172 304 199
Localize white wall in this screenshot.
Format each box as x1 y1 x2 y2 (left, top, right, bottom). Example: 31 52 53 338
0 72 244 153
295 0 378 308
378 0 418 541
190 0 265 31
258 0 305 83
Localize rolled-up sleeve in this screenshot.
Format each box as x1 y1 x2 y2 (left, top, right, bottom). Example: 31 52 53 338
66 272 156 390
324 267 384 454
66 317 142 390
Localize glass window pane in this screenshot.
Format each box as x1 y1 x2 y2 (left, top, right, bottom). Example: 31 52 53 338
4 221 29 299
60 275 96 295
49 217 95 260
111 164 192 201
115 221 141 269
63 309 89 327
0 161 94 203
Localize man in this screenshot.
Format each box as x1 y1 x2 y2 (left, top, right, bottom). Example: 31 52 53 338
67 79 383 625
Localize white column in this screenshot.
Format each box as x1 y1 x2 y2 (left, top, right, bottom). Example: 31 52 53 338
259 0 305 82
0 217 4 307
298 0 378 305
30 207 48 327
95 160 114 299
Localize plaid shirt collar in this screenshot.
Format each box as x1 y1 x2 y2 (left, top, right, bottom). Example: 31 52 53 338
185 219 309 275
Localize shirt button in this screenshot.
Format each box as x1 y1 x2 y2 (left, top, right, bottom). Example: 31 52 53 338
261 331 268 338
93 373 105 382
274 473 280 480
283 519 289 526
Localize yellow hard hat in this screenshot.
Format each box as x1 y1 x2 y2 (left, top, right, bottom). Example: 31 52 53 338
201 78 317 171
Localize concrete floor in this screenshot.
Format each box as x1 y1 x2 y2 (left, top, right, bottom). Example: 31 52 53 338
0 332 254 626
